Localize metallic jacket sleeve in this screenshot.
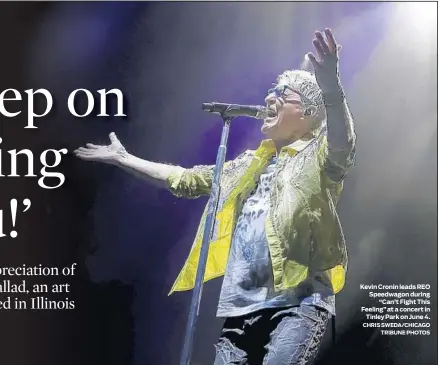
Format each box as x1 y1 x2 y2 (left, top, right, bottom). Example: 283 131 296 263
166 164 215 199
166 151 251 199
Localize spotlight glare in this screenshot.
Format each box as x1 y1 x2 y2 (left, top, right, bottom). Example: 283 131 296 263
397 2 437 36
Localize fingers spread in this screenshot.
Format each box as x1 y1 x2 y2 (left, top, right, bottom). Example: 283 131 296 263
75 154 95 161
312 39 325 61
324 28 337 54
86 143 104 150
74 147 90 152
315 31 330 55
74 147 95 155
86 143 100 149
306 53 320 69
109 132 118 143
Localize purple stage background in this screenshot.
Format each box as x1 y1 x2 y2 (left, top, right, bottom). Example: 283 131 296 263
0 2 436 365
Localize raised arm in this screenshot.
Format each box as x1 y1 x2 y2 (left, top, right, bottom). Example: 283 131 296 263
308 29 356 182
322 87 356 182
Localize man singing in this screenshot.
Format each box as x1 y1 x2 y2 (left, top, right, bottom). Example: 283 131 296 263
75 29 356 364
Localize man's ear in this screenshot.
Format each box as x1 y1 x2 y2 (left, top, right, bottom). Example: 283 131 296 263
303 105 318 118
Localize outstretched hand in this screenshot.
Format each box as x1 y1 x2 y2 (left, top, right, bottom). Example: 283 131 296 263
74 132 128 165
307 28 342 93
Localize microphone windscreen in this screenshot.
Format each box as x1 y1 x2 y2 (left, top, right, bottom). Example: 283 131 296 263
202 103 214 112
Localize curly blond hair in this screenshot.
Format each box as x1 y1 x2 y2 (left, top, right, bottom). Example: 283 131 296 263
276 69 326 135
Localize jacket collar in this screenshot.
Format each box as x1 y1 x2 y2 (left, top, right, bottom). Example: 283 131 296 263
257 136 315 158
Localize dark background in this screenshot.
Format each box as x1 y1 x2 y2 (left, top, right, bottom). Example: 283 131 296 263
0 2 436 365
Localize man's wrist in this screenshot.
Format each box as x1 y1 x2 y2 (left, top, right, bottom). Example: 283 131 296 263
322 81 345 107
115 151 131 167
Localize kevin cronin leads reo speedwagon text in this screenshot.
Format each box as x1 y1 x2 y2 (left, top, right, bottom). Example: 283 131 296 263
360 284 430 290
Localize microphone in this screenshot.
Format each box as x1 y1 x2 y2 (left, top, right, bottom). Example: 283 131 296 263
202 102 275 120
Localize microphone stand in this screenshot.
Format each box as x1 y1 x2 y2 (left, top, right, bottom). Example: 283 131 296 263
179 114 234 365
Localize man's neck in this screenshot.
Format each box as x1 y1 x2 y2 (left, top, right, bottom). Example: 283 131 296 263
273 133 313 153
